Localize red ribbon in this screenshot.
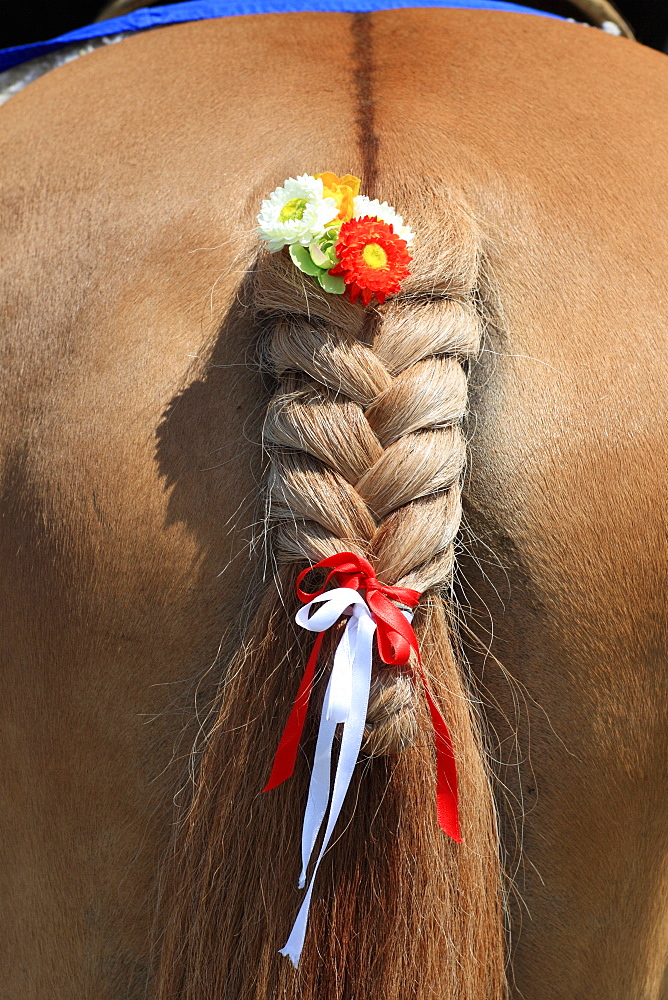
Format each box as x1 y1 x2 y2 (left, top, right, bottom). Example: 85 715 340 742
263 552 461 842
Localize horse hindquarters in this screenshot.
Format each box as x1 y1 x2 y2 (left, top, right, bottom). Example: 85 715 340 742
0 9 666 999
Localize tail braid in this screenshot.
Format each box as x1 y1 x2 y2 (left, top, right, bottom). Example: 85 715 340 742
257 243 482 756
154 193 506 1000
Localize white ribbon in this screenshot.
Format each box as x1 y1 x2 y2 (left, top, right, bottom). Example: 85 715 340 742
279 587 413 967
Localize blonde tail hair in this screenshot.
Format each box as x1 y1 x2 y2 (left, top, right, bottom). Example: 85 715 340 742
155 194 505 1000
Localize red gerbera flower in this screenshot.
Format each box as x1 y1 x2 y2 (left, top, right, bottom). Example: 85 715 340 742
329 216 412 306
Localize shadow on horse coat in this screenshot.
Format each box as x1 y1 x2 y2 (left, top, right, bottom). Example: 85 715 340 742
0 7 666 999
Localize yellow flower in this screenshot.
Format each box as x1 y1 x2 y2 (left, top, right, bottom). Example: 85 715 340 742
315 172 361 224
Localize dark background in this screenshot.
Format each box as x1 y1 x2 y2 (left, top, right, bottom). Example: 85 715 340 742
2 0 668 50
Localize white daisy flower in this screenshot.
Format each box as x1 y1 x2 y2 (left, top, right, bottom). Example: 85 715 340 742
257 175 337 252
352 195 415 246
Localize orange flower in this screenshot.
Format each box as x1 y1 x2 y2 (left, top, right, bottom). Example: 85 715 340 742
315 172 361 224
330 216 412 306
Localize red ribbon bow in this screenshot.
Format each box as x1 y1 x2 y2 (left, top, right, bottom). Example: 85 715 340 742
263 552 461 842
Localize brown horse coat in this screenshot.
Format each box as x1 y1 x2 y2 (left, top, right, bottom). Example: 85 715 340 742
0 9 666 998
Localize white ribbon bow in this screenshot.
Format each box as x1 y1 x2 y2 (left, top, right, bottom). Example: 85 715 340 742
279 586 412 967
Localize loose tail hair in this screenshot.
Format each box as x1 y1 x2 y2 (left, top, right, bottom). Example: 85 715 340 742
155 193 505 999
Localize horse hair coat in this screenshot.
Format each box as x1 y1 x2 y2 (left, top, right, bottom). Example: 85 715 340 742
0 7 666 998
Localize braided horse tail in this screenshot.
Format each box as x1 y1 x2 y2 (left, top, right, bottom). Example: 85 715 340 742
155 194 505 999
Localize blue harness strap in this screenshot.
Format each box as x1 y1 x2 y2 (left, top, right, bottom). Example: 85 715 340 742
0 0 565 73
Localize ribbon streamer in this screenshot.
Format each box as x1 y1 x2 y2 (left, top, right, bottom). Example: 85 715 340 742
263 552 461 966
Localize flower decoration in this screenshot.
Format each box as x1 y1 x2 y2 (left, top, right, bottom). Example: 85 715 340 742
256 174 337 252
329 217 412 306
257 172 412 305
352 195 415 246
315 172 361 224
